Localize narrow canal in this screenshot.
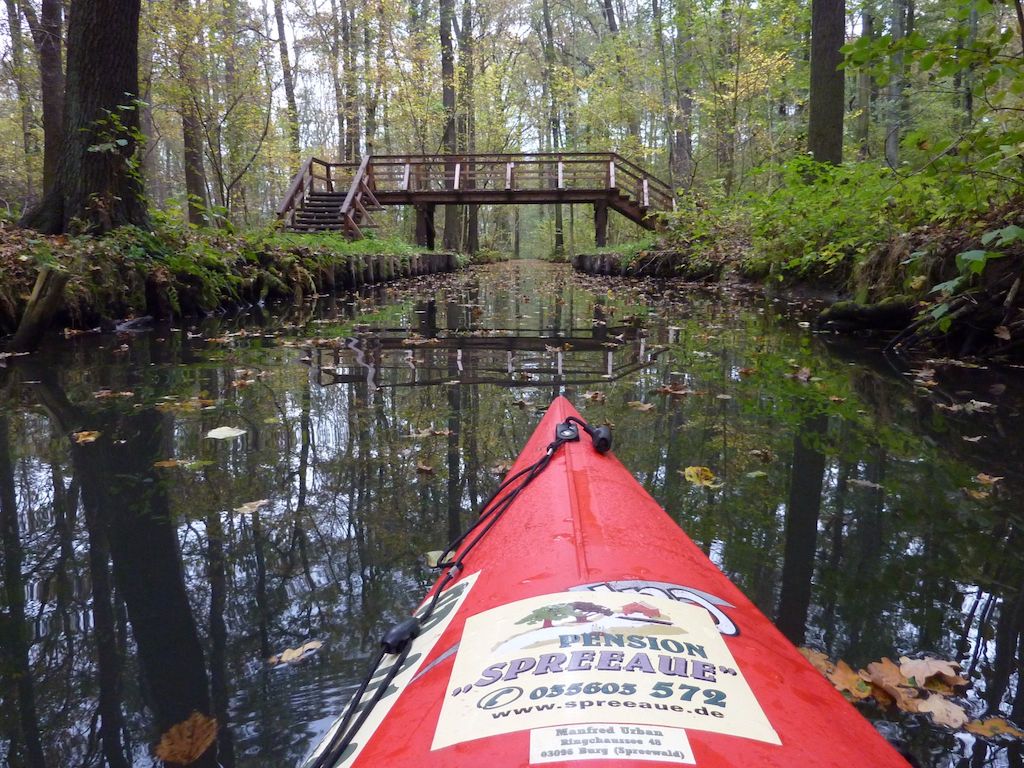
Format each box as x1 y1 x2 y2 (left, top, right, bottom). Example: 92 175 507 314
1 261 1022 767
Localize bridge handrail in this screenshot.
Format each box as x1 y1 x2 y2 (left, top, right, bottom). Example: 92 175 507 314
278 151 675 225
277 156 336 222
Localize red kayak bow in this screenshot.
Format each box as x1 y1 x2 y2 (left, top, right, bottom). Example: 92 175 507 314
306 396 910 767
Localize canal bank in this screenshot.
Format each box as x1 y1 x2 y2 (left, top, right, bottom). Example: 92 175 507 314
0 222 458 348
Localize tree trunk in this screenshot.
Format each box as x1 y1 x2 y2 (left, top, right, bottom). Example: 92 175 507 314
273 0 301 159
330 0 345 159
175 0 210 224
808 0 846 163
5 0 37 203
21 0 146 234
856 8 873 158
343 4 359 160
670 0 695 186
440 0 460 251
541 0 563 256
20 0 64 195
884 0 905 168
458 0 478 254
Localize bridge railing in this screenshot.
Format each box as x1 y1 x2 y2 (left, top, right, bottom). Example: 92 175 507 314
276 156 355 226
277 152 675 228
367 153 673 211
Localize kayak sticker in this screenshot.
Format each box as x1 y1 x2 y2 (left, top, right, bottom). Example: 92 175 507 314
301 572 478 768
431 590 779 751
570 580 739 636
530 723 696 764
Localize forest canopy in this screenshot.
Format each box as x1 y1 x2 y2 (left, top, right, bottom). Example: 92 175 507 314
0 0 1019 238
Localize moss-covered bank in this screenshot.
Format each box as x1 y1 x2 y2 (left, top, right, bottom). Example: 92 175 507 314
0 223 459 339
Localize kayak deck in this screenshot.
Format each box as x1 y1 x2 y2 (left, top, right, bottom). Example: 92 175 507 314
311 396 910 767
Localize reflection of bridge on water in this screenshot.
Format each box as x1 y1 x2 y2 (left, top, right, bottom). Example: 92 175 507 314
308 327 667 390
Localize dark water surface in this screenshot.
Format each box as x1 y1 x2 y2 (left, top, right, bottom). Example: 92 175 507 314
1 261 1023 767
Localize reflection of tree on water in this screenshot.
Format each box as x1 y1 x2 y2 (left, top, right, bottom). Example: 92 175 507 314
30 368 222 767
0 414 47 768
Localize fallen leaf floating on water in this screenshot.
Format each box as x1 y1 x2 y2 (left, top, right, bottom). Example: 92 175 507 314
490 462 512 475
848 478 884 490
994 325 1011 341
93 389 134 399
267 640 324 667
582 391 607 403
976 473 1004 486
205 426 246 440
916 693 969 729
682 466 721 488
798 647 832 675
899 656 967 687
234 499 269 516
749 449 774 463
153 459 181 468
627 401 655 412
745 470 768 479
416 462 434 474
861 657 919 711
829 396 846 403
962 435 984 442
832 660 873 700
154 711 218 765
937 400 996 414
964 488 990 500
965 717 1024 739
655 384 694 397
72 431 101 444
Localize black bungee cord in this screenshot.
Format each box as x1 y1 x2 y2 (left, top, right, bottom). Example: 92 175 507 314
307 415 612 768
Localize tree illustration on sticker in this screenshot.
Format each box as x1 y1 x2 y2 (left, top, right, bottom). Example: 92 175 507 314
515 604 576 628
570 601 615 623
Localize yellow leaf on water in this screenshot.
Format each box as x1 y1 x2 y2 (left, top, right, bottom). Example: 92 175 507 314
976 473 1004 486
830 660 872 700
627 401 655 412
682 466 719 487
416 462 434 474
154 711 218 765
965 717 1024 739
916 693 968 729
234 499 269 516
862 657 919 711
274 640 324 665
798 647 833 675
153 459 181 468
582 391 607 402
72 431 101 444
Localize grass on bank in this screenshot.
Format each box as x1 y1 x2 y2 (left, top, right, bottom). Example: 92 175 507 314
0 218 432 334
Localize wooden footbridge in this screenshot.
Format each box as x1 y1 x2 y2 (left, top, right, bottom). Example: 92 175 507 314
277 153 674 248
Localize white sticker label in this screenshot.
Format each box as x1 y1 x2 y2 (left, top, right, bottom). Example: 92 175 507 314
530 723 696 764
432 590 779 751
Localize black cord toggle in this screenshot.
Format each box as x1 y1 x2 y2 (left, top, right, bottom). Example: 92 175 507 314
381 617 421 655
566 416 613 454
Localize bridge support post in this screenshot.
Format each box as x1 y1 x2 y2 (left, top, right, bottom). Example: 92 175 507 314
594 200 608 248
415 204 436 250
